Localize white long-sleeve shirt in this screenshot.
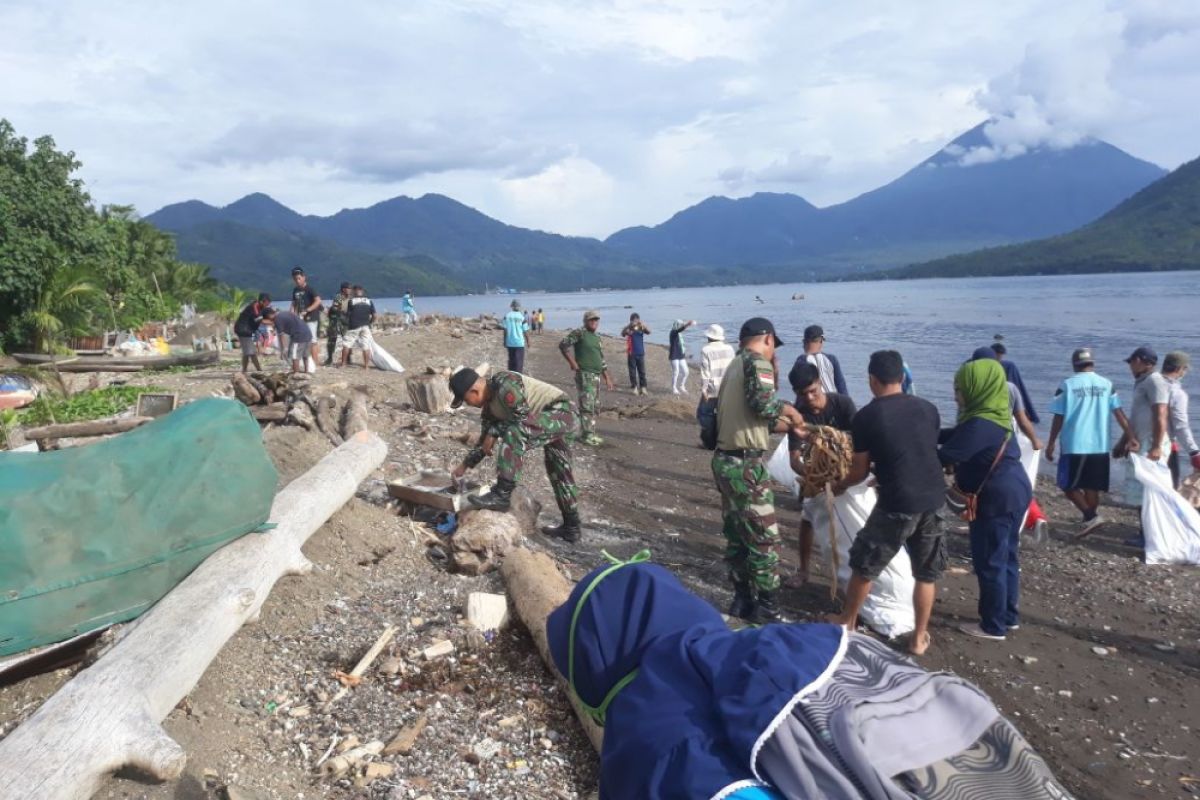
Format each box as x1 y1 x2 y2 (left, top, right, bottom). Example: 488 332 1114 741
1166 377 1199 454
700 341 735 398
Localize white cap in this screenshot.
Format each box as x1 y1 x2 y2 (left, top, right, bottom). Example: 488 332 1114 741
705 324 724 341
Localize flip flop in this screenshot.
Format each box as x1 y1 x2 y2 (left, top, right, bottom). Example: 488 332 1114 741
907 631 932 656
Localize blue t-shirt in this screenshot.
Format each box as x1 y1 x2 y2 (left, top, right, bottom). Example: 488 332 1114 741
629 330 646 357
1048 371 1121 454
502 310 528 348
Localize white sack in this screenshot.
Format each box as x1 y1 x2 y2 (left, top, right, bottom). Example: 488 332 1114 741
370 340 406 373
806 484 916 639
1130 453 1200 565
1016 427 1040 530
766 437 799 498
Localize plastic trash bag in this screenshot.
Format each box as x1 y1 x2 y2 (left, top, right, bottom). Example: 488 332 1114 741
1016 427 1040 530
1130 453 1200 565
370 340 406 373
766 437 799 498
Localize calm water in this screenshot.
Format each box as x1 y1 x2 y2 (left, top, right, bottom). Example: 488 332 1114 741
378 271 1200 483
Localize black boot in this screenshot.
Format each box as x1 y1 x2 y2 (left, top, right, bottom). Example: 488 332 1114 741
467 478 516 512
727 582 757 620
750 590 791 625
541 511 582 543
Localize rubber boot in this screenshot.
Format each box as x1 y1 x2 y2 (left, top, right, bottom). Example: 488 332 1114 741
467 478 516 512
542 511 582 543
750 590 791 625
727 582 757 621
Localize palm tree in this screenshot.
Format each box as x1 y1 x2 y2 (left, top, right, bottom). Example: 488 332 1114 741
21 261 102 353
163 262 217 307
217 287 250 323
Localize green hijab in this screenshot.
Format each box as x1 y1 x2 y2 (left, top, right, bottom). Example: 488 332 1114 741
955 358 1012 429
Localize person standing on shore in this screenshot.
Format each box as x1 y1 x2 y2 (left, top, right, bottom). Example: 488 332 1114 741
620 313 650 394
699 324 734 401
1163 351 1200 489
503 300 529 373
713 317 809 625
795 325 848 396
939 359 1032 642
1115 347 1171 547
991 342 1039 424
401 290 417 327
233 293 271 373
669 319 696 394
339 285 376 370
829 350 946 656
325 282 351 366
271 309 313 374
559 310 614 446
289 267 322 369
1044 348 1136 536
449 367 583 542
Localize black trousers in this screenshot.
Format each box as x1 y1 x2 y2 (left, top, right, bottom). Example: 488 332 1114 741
627 354 647 388
507 346 525 374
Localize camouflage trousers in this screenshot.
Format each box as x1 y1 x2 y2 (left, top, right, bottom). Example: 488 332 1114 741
711 451 781 593
325 322 345 361
495 399 580 517
575 370 601 437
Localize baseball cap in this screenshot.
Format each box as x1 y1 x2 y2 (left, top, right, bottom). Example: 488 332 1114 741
705 324 725 341
449 368 480 408
803 324 824 342
291 267 305 277
1164 351 1190 371
1124 346 1157 364
738 317 784 346
1071 348 1094 366
583 309 601 321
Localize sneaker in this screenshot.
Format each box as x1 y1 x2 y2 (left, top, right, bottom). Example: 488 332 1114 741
1077 515 1105 538
1007 624 1021 631
582 433 604 446
958 622 1006 641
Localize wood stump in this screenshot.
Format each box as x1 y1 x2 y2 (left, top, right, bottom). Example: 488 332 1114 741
406 374 452 414
449 488 541 575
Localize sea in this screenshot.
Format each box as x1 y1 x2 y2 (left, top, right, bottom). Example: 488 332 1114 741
377 271 1200 488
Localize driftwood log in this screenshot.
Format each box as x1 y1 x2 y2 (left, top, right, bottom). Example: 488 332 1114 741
341 389 370 439
406 374 452 414
313 395 343 447
23 416 151 442
250 404 288 422
500 548 603 752
449 488 541 575
0 431 388 799
230 373 261 406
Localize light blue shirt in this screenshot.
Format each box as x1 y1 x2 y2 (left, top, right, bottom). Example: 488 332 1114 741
401 294 415 313
1049 371 1121 454
503 310 528 348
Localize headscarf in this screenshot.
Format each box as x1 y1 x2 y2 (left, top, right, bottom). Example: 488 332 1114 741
954 358 1012 429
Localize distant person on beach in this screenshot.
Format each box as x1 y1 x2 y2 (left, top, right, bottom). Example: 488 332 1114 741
1163 351 1200 489
339 285 376 370
325 282 351 366
794 325 848 396
1044 348 1136 537
401 290 417 327
233 293 271 373
503 300 530 373
669 319 696 394
786 361 856 587
939 358 1032 642
289 268 322 367
1115 346 1171 547
535 309 545 333
829 350 946 656
991 342 1039 424
713 317 809 625
620 313 650 394
449 367 583 542
272 310 313 374
559 310 615 446
697 324 734 448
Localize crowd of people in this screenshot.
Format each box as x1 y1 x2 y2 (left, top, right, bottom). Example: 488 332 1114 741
445 306 1199 656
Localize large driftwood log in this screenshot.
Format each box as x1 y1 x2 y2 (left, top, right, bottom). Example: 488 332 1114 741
250 403 288 422
340 388 370 439
23 416 151 441
500 548 603 752
449 488 541 575
0 431 388 799
405 374 452 414
230 373 261 406
313 395 343 447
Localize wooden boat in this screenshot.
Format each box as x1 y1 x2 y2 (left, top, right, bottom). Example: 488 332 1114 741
12 350 220 372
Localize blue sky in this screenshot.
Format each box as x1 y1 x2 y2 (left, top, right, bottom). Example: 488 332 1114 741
2 1 1198 237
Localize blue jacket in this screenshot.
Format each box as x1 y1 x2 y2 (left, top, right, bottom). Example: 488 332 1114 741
546 559 844 800
1000 360 1039 424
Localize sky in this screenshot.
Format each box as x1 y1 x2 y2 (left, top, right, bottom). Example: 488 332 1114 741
2 1 1199 238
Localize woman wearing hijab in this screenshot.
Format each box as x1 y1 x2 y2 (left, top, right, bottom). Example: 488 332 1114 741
939 359 1032 641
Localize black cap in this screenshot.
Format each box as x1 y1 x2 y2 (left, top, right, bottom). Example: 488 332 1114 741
340 281 351 289
803 324 824 342
739 317 783 346
1125 346 1157 364
990 342 1007 356
972 346 998 361
291 267 305 276
1071 348 1094 366
449 368 480 408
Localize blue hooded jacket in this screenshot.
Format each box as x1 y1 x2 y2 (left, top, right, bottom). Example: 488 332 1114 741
547 559 846 799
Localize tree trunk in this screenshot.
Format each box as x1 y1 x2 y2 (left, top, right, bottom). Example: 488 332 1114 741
340 389 370 439
313 395 343 447
405 375 452 414
22 416 151 441
448 487 541 575
0 431 388 800
230 373 261 406
250 404 287 422
500 548 603 752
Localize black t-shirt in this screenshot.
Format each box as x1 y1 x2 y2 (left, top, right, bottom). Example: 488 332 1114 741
292 285 320 321
668 329 684 360
234 302 264 337
851 393 944 513
346 296 376 329
788 392 856 451
274 311 313 343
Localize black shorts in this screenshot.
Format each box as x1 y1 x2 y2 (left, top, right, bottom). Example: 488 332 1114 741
1056 453 1110 492
849 506 946 583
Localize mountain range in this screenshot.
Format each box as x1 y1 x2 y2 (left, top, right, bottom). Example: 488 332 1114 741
146 121 1178 294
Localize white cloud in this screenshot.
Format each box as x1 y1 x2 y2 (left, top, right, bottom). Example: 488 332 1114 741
499 157 617 235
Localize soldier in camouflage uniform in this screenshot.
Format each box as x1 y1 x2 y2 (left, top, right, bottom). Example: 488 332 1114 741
713 317 809 624
324 282 351 366
558 310 615 446
449 367 583 541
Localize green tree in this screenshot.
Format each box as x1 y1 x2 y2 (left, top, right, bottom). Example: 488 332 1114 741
19 260 102 353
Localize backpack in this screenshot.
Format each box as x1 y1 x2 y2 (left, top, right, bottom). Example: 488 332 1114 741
696 398 718 450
